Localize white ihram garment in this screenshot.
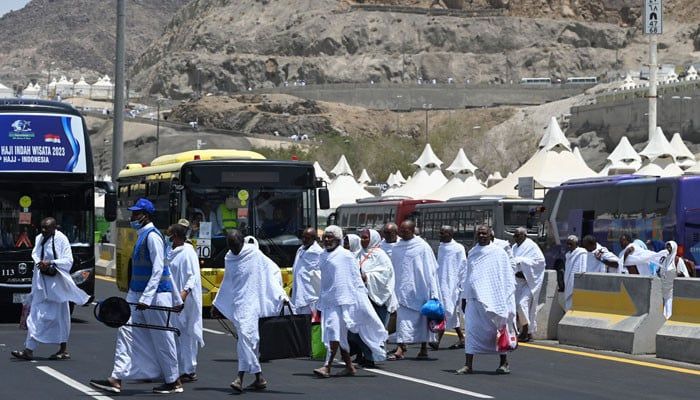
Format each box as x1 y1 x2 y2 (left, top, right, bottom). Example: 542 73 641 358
359 230 396 311
564 247 587 311
291 242 323 314
25 231 89 349
167 243 204 375
317 246 388 362
585 244 619 273
512 238 545 333
437 240 467 329
618 243 661 276
213 245 287 373
659 241 690 319
391 237 439 343
379 239 396 258
112 223 183 383
462 243 516 354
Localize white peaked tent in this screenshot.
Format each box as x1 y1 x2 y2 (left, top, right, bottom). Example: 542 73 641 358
394 170 407 184
327 155 373 208
482 117 596 197
620 73 636 90
663 70 679 84
22 82 39 99
670 133 696 169
486 171 503 187
357 169 372 186
385 144 447 198
599 136 642 175
635 127 683 177
428 148 485 200
56 76 73 97
573 147 586 164
313 161 330 183
0 82 12 98
74 76 91 98
91 75 114 100
685 66 698 81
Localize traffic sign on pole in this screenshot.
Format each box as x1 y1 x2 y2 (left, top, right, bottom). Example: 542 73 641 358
644 0 663 35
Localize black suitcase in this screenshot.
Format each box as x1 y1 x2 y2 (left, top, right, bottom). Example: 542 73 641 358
258 304 311 361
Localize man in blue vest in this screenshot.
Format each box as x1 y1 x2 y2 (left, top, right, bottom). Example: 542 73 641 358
91 198 184 395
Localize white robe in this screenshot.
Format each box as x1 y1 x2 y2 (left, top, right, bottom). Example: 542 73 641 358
659 241 690 319
359 230 396 311
112 223 183 383
25 231 88 349
618 243 663 276
317 246 388 361
167 243 204 375
463 243 516 354
586 244 619 273
291 242 323 313
379 239 396 258
213 245 287 373
564 247 588 311
391 237 439 343
437 240 467 329
512 238 545 333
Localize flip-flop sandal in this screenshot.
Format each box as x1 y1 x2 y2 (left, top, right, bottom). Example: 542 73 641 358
313 368 331 378
230 378 243 393
386 353 405 361
49 352 71 360
246 380 267 390
448 343 465 350
11 350 33 361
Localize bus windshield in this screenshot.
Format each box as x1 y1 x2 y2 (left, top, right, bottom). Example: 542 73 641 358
0 183 93 255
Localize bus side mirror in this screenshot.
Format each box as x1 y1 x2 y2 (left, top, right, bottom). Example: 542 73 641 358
318 187 330 210
104 192 117 222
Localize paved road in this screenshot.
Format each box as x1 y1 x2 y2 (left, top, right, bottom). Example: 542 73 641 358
1 278 698 399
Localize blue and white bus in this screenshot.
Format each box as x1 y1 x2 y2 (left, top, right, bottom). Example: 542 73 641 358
0 100 116 321
542 175 700 275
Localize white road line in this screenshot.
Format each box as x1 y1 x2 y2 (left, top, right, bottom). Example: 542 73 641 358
364 368 494 399
203 327 226 335
37 366 114 400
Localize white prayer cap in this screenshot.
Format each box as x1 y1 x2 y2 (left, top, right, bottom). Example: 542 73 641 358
324 225 343 240
567 235 579 243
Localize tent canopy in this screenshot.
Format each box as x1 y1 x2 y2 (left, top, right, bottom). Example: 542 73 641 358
413 143 443 169
538 117 571 151
313 161 330 183
639 127 677 162
330 155 353 177
328 175 373 209
670 133 696 168
358 169 371 184
446 148 478 175
428 175 485 201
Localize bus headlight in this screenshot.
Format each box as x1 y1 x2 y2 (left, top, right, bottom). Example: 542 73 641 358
71 269 92 285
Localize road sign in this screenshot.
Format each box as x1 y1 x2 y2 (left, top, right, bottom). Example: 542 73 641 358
644 0 663 35
518 176 534 199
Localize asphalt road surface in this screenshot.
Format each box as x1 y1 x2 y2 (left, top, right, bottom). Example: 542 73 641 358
1 277 699 399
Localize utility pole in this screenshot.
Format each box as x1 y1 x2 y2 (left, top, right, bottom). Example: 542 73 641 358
155 100 160 157
112 0 125 182
423 103 432 144
644 0 662 141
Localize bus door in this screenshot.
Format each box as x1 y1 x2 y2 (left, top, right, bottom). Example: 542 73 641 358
684 209 700 267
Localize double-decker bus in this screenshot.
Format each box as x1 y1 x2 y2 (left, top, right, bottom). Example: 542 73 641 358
327 197 440 236
115 150 329 312
542 175 700 275
416 196 543 252
0 100 116 321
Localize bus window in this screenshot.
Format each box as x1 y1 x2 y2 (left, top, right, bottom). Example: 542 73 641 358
348 212 358 228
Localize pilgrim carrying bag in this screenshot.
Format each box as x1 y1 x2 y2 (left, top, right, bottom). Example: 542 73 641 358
258 303 311 361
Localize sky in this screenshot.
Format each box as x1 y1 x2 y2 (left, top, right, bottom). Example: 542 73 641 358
0 0 30 17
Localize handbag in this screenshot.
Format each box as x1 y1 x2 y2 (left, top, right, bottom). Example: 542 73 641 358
428 318 446 334
258 303 311 361
310 310 326 360
420 298 445 321
496 323 518 352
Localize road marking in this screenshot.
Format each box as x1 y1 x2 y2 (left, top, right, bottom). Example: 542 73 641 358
37 366 114 400
444 332 700 376
203 327 226 335
95 275 116 282
364 368 493 398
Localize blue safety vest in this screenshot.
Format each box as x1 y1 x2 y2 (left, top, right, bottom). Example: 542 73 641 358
129 226 173 293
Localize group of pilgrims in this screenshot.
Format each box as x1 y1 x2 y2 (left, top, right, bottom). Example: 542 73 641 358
14 197 596 395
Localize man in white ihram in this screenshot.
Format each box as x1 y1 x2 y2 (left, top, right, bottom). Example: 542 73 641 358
563 235 587 311
12 217 91 361
213 230 288 393
91 198 183 394
291 227 323 314
389 219 439 360
511 227 545 342
312 225 388 378
166 223 204 383
430 225 467 350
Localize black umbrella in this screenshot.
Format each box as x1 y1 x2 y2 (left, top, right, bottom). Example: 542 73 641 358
94 296 182 336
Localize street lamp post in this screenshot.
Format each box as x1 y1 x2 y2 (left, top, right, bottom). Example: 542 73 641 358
155 99 161 157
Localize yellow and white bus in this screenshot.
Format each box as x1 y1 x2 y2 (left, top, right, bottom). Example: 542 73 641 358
115 149 329 313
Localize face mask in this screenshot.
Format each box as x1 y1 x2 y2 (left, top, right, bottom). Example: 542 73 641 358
130 220 142 229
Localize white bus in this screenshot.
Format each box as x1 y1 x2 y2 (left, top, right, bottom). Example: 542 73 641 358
520 77 552 85
566 77 597 84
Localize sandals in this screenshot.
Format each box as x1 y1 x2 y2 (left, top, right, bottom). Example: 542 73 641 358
313 367 331 378
448 342 465 350
230 377 243 393
11 349 33 361
386 353 405 361
246 380 267 390
335 368 357 377
49 352 71 360
496 364 511 374
455 366 473 375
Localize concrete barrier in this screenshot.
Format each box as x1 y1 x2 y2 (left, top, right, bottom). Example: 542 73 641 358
558 273 664 354
95 243 116 277
533 270 565 340
656 278 700 364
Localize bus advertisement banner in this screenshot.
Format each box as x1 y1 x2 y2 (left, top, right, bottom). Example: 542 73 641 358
0 113 87 173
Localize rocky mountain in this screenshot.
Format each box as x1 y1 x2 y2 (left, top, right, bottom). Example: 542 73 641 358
130 0 700 99
0 0 190 90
